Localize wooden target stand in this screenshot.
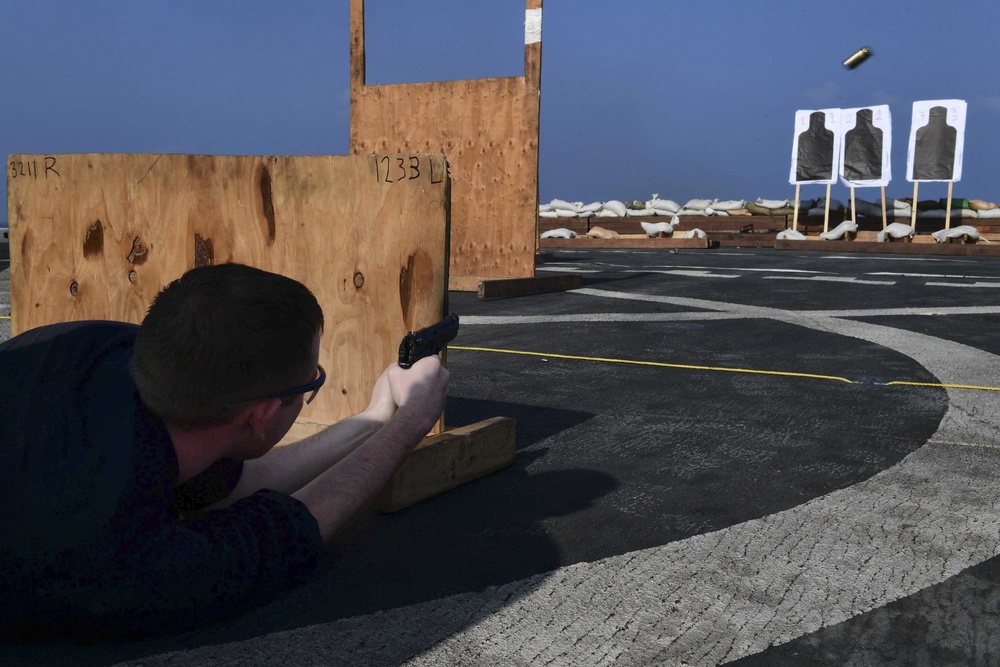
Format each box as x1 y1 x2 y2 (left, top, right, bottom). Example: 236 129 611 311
348 0 581 299
7 153 514 512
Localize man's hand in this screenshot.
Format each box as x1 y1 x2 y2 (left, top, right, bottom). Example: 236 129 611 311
363 356 450 430
386 355 450 434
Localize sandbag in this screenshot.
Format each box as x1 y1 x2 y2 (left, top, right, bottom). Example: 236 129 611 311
548 199 581 212
586 226 620 239
539 210 559 218
626 208 657 216
755 198 789 209
876 223 914 242
852 199 885 217
970 199 999 211
540 228 576 239
602 200 627 217
939 198 971 210
918 208 978 218
977 208 1000 219
711 199 746 211
649 199 680 213
932 225 980 243
640 221 675 237
819 220 859 240
746 202 778 215
683 198 714 210
776 229 806 240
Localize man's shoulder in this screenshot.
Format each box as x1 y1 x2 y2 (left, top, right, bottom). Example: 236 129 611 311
0 320 139 360
3 319 137 343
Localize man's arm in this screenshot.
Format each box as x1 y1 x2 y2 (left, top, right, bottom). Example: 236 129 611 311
213 368 399 506
292 355 449 542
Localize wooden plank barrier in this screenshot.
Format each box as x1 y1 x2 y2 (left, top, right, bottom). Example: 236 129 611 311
8 152 515 511
349 0 575 299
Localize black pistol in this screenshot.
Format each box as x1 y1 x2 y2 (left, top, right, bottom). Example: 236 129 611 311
398 314 460 369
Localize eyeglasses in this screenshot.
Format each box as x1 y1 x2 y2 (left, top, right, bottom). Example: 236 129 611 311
234 365 326 406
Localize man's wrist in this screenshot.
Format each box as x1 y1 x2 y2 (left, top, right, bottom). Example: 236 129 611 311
387 401 439 439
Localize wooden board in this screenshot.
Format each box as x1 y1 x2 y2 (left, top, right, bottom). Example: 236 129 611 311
8 153 450 425
477 274 583 300
538 215 789 236
375 416 517 513
281 416 516 514
349 0 542 286
538 237 716 249
775 238 1000 255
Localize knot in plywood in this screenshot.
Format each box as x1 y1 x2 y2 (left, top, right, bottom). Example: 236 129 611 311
126 236 148 265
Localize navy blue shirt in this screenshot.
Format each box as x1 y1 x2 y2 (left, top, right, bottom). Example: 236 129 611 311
0 321 324 639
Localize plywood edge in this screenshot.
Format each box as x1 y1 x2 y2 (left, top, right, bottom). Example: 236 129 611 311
477 274 583 300
448 275 484 292
538 238 714 250
375 416 516 513
774 239 1000 255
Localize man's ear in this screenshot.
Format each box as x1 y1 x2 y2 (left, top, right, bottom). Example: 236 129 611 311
244 398 283 440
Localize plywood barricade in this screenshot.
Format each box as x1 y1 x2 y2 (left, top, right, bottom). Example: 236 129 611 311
7 153 515 511
349 0 579 297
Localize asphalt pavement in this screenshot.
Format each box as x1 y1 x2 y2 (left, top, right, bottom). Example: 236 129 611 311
4 247 1000 665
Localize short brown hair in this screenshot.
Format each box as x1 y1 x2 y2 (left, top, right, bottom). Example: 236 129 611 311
130 263 324 428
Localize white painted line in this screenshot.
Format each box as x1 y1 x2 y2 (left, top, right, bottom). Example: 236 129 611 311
763 276 895 285
649 266 827 275
564 287 1000 320
461 312 743 325
535 267 602 274
868 272 1000 280
820 255 974 263
624 270 741 279
925 281 1000 288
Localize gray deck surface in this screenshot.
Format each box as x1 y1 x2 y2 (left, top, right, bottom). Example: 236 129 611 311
4 247 1000 665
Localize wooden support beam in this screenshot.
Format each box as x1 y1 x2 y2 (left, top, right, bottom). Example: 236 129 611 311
477 274 583 300
450 273 583 297
774 239 1000 256
538 237 716 250
279 416 516 513
375 417 516 513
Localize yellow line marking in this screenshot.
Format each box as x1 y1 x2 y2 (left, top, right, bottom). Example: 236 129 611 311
451 346 1000 392
885 381 1000 392
449 345 854 384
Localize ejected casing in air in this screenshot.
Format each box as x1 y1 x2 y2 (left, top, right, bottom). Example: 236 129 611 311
843 47 872 69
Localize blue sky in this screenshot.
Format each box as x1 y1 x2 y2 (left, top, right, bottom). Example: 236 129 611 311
3 0 1000 223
